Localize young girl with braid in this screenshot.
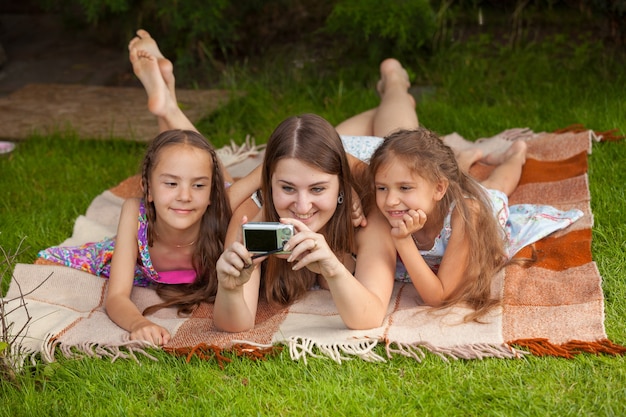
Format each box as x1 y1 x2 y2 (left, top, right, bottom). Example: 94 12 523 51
39 130 232 345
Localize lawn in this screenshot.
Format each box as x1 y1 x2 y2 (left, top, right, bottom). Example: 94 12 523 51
1 28 626 416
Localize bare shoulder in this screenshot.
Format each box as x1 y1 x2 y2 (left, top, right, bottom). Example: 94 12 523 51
121 197 142 211
357 209 387 236
451 197 481 230
116 198 143 233
356 209 394 252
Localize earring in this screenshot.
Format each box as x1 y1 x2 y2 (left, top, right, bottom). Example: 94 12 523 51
337 192 344 205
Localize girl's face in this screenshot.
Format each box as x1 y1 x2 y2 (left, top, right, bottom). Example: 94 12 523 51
148 144 213 232
271 157 340 233
374 160 446 225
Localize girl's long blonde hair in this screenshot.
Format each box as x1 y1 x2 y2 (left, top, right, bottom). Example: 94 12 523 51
140 129 232 315
368 127 507 321
260 114 355 305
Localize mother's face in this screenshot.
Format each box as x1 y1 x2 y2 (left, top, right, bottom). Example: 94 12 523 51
270 157 340 233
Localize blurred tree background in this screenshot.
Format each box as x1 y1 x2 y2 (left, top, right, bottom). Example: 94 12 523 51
10 0 626 86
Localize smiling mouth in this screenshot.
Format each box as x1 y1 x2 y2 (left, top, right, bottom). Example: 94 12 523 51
387 210 407 217
292 211 315 220
171 208 193 214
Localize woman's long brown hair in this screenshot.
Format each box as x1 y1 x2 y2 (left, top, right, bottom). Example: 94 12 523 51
260 114 355 305
139 129 232 316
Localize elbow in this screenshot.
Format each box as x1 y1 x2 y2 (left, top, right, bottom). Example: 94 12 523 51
427 299 445 308
343 312 385 331
217 323 254 333
103 294 116 316
421 292 446 308
214 316 255 333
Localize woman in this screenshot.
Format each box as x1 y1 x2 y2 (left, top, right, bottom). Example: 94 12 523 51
213 114 397 332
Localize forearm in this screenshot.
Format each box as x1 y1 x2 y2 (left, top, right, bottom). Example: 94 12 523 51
213 285 255 332
227 165 262 211
324 267 387 330
105 294 153 333
394 237 445 306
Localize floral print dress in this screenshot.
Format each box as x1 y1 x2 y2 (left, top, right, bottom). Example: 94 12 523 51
37 200 197 286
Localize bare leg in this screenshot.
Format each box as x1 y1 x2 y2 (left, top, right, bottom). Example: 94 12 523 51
126 30 234 188
372 58 417 137
455 148 485 173
335 109 376 136
128 30 233 182
335 59 416 138
480 141 528 196
129 48 195 132
129 48 199 134
480 140 527 166
128 29 176 102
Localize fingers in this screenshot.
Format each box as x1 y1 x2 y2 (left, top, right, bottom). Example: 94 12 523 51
403 209 426 231
218 242 252 276
161 330 171 345
279 218 313 253
280 217 310 233
286 235 325 269
130 324 171 346
390 209 427 238
216 242 258 291
350 199 365 227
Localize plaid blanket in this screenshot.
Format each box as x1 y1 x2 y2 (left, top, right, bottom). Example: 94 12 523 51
4 129 624 367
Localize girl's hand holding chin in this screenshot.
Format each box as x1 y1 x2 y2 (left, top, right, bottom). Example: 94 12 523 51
391 209 427 239
280 218 344 278
216 242 257 291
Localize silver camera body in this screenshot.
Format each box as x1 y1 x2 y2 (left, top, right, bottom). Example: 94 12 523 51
242 222 294 254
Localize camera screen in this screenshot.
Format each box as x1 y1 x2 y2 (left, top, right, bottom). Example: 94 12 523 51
244 229 280 252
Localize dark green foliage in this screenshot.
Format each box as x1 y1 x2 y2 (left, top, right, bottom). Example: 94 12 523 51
587 0 626 45
33 0 625 85
34 0 339 84
324 0 436 64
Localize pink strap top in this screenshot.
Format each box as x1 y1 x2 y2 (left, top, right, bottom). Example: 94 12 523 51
156 269 197 285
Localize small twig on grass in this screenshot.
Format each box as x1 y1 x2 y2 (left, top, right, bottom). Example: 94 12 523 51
0 239 53 384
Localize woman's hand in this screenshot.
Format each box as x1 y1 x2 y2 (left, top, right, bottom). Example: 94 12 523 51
216 242 259 291
129 319 171 346
280 218 345 279
390 209 427 239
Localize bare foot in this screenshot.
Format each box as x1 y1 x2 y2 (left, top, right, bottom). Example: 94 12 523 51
376 58 415 108
481 140 528 166
455 148 484 173
377 59 410 94
128 29 176 101
130 49 176 118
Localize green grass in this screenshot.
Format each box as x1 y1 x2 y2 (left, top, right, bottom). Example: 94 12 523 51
1 33 626 415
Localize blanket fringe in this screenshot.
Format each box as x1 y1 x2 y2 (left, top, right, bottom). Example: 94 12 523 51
215 135 265 168
164 342 281 369
510 338 626 358
553 124 625 142
165 343 231 368
287 336 385 364
385 341 528 362
41 334 158 364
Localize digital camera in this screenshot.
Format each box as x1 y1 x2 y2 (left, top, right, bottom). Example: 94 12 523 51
242 222 294 255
